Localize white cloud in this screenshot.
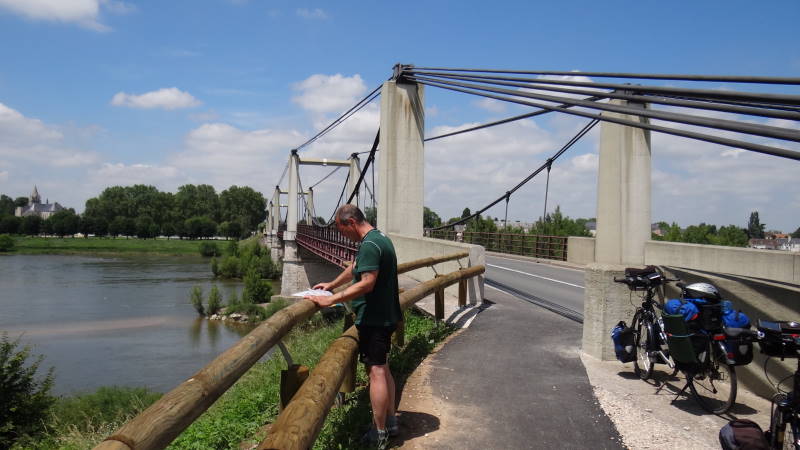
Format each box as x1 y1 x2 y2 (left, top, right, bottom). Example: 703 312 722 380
88 163 181 187
296 8 327 19
0 0 134 31
111 88 201 110
474 98 507 113
292 74 366 114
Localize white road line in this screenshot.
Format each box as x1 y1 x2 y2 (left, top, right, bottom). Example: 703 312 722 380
485 254 584 272
486 263 584 289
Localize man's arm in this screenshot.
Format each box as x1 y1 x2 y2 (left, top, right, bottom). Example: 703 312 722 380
306 270 377 308
312 261 355 292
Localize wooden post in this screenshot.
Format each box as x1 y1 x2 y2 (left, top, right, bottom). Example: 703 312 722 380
458 279 467 308
280 365 309 411
340 314 357 394
435 275 445 321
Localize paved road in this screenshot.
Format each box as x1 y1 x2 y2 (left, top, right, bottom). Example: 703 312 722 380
485 254 585 321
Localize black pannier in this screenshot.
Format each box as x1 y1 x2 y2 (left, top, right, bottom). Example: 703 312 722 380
757 320 800 358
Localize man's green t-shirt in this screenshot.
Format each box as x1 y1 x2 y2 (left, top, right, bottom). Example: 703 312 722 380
351 229 401 327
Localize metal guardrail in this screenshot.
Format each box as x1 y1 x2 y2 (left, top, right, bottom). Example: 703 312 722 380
428 230 568 261
95 252 472 450
295 224 358 268
258 265 485 449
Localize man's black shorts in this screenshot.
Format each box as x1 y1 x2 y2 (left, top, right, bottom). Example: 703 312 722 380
356 324 396 366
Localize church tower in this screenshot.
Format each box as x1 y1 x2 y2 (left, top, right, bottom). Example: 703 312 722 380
30 185 41 205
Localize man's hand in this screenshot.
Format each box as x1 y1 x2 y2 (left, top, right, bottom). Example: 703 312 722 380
305 294 336 308
312 282 334 292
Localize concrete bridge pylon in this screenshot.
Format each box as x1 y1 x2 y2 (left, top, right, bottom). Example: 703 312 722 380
583 98 653 360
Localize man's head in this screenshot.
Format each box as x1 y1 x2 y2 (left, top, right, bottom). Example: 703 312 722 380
335 204 369 240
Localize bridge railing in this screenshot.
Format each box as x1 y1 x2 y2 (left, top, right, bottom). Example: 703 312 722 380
296 224 357 268
95 251 471 450
428 230 568 261
259 264 485 449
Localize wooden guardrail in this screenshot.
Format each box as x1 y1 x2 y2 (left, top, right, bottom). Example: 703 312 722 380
95 252 472 450
259 264 485 449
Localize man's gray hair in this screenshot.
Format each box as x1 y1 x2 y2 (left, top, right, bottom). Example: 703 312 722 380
336 204 366 224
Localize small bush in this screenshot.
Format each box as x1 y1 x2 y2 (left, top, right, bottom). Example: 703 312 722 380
242 268 272 303
0 333 55 448
227 290 239 307
198 241 220 257
190 286 204 316
226 239 239 257
0 233 13 252
207 285 222 315
219 256 241 279
258 254 279 279
225 303 269 322
210 256 219 277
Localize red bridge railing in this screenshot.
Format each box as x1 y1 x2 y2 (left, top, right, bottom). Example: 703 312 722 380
296 224 358 268
427 230 568 261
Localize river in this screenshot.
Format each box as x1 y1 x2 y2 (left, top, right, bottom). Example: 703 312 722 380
0 254 258 395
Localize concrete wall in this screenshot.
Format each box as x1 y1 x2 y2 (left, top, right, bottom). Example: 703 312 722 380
574 236 800 399
389 233 485 305
646 240 800 285
567 236 596 266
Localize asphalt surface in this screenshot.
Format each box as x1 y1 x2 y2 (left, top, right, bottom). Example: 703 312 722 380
406 255 623 449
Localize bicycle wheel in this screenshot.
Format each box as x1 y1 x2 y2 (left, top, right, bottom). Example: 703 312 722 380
770 403 798 449
634 319 655 380
689 351 737 414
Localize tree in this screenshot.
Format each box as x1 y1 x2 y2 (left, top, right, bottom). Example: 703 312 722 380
713 225 749 247
0 215 21 234
461 208 472 219
792 227 800 239
423 206 442 229
135 215 158 239
108 216 126 237
14 197 29 208
47 210 80 237
0 234 13 251
0 333 55 447
364 207 377 226
747 211 765 239
219 186 266 233
0 194 15 216
20 215 42 236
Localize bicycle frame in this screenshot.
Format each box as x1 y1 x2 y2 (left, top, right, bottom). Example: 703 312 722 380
770 360 800 449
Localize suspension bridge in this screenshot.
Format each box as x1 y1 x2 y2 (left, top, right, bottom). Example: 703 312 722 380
97 65 800 449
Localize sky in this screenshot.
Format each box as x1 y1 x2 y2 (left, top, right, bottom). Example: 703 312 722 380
0 0 798 232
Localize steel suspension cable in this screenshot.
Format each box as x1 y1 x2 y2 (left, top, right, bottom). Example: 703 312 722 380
295 87 381 153
309 166 342 189
407 75 800 161
427 118 599 231
407 74 800 142
345 130 380 205
410 67 800 85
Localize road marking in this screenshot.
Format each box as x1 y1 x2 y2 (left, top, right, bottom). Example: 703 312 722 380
486 264 584 289
485 254 584 272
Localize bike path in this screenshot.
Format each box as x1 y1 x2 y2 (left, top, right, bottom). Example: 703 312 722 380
395 281 624 449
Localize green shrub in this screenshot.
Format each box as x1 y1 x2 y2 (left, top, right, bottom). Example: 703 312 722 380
0 333 55 448
190 286 204 316
0 234 13 252
242 268 272 303
227 290 239 307
258 254 278 279
210 256 219 277
219 256 241 279
225 303 269 322
226 239 239 257
207 285 222 315
198 241 220 257
49 386 161 433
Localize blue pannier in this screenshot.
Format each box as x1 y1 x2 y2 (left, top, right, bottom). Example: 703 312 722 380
611 320 636 363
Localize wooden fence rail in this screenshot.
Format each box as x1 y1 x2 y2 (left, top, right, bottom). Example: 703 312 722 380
259 265 486 450
95 252 472 450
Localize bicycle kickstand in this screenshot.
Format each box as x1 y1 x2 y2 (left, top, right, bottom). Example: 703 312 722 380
671 379 692 405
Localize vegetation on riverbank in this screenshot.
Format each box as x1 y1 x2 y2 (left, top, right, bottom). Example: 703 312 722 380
7 236 210 255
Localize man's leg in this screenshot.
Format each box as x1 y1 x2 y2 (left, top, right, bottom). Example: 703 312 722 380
368 363 391 429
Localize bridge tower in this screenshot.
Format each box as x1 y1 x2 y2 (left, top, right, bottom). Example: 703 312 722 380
378 73 425 237
583 97 653 360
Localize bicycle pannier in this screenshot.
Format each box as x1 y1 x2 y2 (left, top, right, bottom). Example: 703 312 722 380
662 313 698 365
757 320 800 358
719 419 768 450
723 334 754 366
611 321 635 363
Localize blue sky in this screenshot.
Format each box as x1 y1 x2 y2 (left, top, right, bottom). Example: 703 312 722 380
0 0 798 231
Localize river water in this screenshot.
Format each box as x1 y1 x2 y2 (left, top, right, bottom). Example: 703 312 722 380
0 254 257 395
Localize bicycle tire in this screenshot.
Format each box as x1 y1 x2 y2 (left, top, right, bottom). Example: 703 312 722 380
634 319 655 380
770 404 798 449
689 350 737 414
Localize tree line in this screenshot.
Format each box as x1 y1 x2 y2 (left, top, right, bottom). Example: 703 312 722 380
0 184 266 239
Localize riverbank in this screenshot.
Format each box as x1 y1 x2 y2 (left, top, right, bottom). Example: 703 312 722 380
7 236 217 255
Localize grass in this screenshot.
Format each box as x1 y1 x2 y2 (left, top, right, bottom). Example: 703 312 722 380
9 236 212 255
14 307 451 449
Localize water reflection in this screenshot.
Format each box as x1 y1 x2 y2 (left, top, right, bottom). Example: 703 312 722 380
0 254 254 395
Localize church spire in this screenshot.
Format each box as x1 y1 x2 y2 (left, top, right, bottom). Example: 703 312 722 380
30 185 41 204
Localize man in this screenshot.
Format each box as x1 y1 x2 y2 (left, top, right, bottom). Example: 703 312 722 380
305 204 401 449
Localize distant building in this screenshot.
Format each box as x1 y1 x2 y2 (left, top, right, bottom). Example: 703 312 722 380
15 186 64 219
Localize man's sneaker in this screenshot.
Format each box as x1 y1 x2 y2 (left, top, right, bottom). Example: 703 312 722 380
387 415 399 437
360 427 389 449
